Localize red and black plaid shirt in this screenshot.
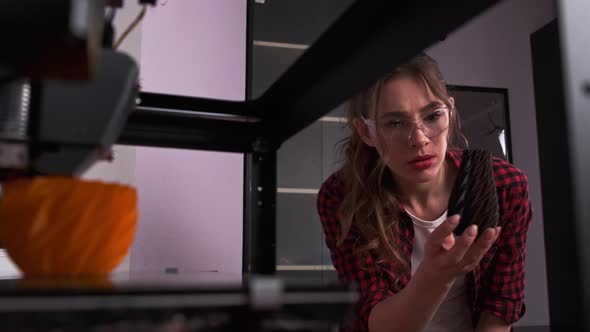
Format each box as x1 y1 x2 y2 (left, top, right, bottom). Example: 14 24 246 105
317 149 532 331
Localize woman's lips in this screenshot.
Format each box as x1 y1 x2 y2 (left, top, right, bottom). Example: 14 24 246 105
408 155 435 170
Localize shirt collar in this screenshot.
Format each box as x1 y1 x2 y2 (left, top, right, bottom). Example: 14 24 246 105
446 147 464 168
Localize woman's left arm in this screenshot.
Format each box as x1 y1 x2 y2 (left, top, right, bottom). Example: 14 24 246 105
478 167 533 328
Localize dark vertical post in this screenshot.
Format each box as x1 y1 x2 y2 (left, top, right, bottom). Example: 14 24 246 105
532 1 590 330
556 1 590 330
243 143 277 274
531 20 580 332
243 0 277 275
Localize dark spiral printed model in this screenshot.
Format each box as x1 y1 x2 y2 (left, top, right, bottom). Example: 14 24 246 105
448 150 499 237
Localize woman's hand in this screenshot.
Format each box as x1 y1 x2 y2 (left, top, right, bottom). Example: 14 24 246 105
368 215 500 332
418 215 501 285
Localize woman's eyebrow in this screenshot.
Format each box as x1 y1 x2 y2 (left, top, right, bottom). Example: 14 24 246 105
381 101 445 119
380 111 410 119
420 101 446 112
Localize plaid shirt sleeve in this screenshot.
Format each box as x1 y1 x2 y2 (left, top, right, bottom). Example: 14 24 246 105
478 160 533 324
317 174 394 332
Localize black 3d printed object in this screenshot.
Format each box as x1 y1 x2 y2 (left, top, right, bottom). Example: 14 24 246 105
448 150 499 237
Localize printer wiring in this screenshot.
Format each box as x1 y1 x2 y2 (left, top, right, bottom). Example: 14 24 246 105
114 6 148 49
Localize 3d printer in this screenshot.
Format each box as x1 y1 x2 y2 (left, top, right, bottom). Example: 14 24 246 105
0 0 589 331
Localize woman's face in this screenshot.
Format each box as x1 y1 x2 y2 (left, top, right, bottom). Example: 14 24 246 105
357 74 452 186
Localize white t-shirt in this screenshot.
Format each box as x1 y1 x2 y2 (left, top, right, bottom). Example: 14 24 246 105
406 209 474 332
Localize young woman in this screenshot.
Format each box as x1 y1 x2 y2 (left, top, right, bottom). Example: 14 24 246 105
317 54 532 332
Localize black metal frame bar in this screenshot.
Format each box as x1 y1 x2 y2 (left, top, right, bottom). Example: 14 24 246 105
135 92 256 117
242 0 255 275
119 105 260 153
243 149 277 274
242 0 278 275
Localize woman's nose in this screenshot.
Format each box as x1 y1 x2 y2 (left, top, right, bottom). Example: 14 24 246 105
408 125 430 148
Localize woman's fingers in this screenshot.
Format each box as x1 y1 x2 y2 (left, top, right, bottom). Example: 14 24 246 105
459 227 501 271
446 224 478 263
426 215 460 253
424 217 501 278
441 234 455 251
